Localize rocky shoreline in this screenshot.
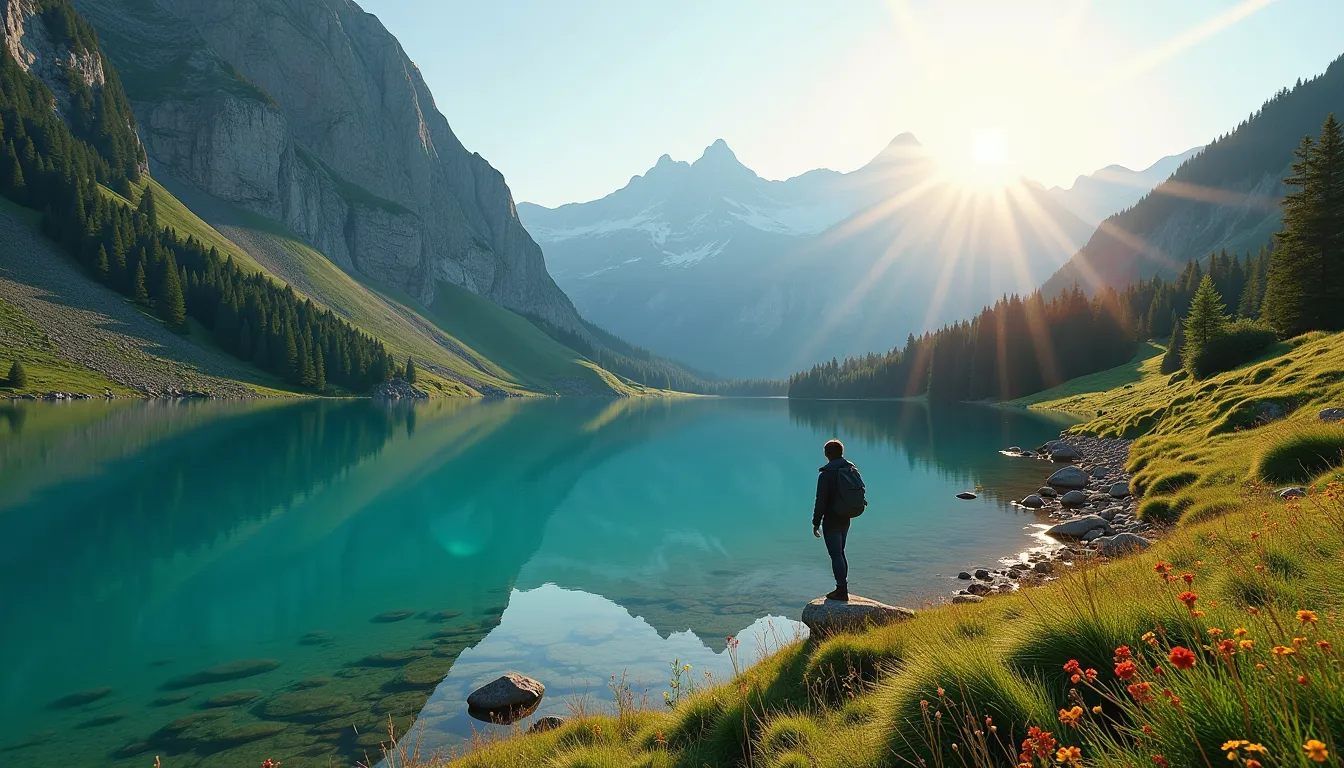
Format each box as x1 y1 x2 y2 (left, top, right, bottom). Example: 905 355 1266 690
948 434 1155 604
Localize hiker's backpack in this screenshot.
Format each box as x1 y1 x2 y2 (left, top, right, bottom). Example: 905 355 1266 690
834 464 867 518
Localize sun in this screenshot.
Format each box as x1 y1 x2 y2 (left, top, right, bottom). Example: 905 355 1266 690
939 128 1018 189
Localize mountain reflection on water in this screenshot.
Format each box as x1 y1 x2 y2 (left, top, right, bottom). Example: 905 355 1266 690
0 397 1074 766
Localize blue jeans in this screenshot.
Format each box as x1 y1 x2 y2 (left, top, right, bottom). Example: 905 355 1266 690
822 524 848 588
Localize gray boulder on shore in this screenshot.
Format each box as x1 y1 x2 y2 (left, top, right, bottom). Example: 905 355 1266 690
1047 466 1089 490
1108 481 1130 498
1049 444 1082 462
952 594 984 604
1044 515 1113 540
801 595 914 635
527 715 566 734
1059 490 1088 508
1093 533 1153 556
1021 494 1045 508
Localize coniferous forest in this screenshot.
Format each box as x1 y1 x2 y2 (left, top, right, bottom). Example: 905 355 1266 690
789 114 1344 400
1 35 392 393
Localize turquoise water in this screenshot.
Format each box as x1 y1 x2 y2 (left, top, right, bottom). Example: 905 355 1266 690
0 397 1076 766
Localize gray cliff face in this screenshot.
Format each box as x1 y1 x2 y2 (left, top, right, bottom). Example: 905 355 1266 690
3 0 104 119
74 0 584 331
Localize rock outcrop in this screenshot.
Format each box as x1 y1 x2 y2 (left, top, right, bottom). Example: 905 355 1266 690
800 595 913 635
75 0 587 334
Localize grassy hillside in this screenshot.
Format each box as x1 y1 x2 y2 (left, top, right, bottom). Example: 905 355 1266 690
153 176 647 397
431 334 1344 768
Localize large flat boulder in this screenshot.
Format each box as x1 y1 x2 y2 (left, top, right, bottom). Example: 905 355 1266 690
1044 515 1113 540
467 673 544 724
1047 466 1089 490
801 595 913 635
1318 407 1344 422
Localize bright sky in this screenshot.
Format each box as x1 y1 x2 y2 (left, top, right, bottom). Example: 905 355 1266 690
359 0 1344 208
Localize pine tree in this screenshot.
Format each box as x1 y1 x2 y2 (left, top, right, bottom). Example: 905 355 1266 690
1263 114 1344 336
404 355 417 384
1183 275 1230 369
313 345 326 393
158 254 186 328
137 184 157 228
283 324 300 383
7 360 27 389
95 244 109 283
1160 315 1185 374
132 261 149 304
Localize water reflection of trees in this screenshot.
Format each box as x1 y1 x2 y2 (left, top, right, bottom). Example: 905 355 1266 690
786 399 1077 492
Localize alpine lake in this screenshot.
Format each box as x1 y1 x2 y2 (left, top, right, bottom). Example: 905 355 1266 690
0 396 1078 766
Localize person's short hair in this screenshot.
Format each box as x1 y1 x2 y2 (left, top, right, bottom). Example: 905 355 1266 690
823 439 844 459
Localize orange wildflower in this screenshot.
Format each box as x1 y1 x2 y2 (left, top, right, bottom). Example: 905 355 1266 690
1297 609 1318 624
1304 739 1329 762
1115 660 1138 680
1168 646 1197 670
1178 591 1198 609
1058 706 1083 726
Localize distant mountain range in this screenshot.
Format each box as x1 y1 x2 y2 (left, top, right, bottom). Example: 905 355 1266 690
1047 53 1344 295
1047 147 1202 228
521 134 1116 378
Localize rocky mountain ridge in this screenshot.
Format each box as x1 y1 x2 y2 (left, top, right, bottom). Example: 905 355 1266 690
1046 146 1202 228
519 133 1095 378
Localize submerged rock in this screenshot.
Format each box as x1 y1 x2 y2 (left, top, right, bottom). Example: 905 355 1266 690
467 673 546 724
259 691 356 722
800 594 914 635
162 659 280 690
205 690 261 708
371 609 417 623
48 687 112 709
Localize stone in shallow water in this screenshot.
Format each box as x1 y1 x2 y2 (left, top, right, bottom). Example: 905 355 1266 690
260 691 356 722
373 691 428 716
800 594 914 635
205 689 261 708
424 610 463 622
356 649 429 667
213 722 290 747
162 659 280 690
150 692 193 707
371 610 416 623
389 657 454 690
113 741 152 759
299 631 333 646
77 712 126 728
467 673 546 724
48 686 112 709
295 677 331 689
956 491 977 500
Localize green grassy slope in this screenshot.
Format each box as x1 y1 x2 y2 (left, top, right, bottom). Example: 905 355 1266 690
435 334 1344 768
152 175 644 397
1009 342 1162 409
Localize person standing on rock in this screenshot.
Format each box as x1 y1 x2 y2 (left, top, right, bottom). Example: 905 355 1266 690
812 439 867 602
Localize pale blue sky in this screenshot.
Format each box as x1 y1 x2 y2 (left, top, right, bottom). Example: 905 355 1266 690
359 0 1344 207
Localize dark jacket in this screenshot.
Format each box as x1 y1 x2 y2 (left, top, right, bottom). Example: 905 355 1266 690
813 458 855 529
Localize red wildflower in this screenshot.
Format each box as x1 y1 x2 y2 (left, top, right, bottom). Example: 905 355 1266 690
1168 646 1197 670
1217 639 1238 657
1181 572 1195 584
1154 561 1171 574
1115 660 1138 680
1063 659 1081 675
1127 682 1154 703
1114 645 1132 661
1153 665 1164 675
1152 756 1169 767
1178 591 1198 609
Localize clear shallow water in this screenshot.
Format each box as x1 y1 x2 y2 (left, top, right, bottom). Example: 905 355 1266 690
0 397 1076 766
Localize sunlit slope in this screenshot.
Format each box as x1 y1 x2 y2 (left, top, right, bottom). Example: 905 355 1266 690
150 176 639 396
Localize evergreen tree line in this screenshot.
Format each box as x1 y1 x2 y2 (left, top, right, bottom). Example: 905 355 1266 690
1113 245 1272 345
788 286 1137 401
1 44 391 393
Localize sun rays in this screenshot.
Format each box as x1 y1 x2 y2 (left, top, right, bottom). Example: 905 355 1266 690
788 0 1282 376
